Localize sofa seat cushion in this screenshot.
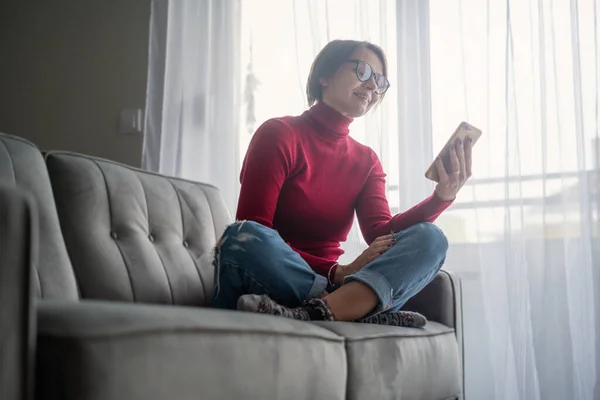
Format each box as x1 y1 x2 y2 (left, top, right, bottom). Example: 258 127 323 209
36 300 347 400
312 321 461 400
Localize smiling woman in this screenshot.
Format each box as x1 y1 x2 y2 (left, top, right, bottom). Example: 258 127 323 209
305 40 389 117
211 38 472 327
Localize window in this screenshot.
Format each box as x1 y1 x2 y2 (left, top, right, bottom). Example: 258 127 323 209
239 0 599 247
429 0 599 242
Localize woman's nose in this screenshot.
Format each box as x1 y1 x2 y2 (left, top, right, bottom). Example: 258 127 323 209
363 75 377 91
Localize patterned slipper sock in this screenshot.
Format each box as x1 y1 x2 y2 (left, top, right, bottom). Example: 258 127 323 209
237 294 335 321
358 310 427 328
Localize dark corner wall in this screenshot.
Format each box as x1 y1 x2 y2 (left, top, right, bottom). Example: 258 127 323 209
0 0 151 167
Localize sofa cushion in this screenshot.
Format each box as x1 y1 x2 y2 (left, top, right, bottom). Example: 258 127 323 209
36 300 347 400
312 321 462 400
0 134 78 299
45 152 232 305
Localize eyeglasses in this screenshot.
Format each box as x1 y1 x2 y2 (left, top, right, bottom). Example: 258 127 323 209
347 59 390 94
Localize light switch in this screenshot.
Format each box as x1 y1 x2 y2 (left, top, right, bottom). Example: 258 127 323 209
119 109 143 134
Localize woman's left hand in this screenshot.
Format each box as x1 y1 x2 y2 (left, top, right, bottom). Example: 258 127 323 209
434 138 473 201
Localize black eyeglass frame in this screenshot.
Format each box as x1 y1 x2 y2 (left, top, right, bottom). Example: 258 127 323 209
346 59 390 94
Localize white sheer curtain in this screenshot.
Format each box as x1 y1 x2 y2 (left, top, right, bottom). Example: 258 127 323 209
143 0 242 210
429 0 600 399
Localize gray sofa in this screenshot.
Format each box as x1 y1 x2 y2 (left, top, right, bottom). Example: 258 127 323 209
0 187 36 400
0 132 464 400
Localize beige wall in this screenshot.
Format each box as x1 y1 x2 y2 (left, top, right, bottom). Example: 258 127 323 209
0 0 150 167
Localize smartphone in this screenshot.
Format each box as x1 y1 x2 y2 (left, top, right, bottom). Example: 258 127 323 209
424 121 482 182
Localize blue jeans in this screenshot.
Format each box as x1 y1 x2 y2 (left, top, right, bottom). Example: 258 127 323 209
211 221 448 314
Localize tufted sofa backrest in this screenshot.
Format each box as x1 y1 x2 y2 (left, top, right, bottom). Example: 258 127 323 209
45 152 232 306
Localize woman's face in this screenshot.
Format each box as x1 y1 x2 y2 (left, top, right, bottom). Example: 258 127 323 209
320 47 386 118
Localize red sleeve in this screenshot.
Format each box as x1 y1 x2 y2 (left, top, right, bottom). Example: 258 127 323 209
236 119 337 278
236 119 293 225
356 151 454 244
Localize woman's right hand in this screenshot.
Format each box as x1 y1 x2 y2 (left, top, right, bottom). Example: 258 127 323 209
333 234 396 284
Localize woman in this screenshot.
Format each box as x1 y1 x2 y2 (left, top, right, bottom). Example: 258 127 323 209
212 40 472 327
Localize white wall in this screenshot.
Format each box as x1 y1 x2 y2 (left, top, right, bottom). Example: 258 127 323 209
0 0 150 167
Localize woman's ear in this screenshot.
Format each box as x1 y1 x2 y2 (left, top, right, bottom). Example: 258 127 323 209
319 77 328 87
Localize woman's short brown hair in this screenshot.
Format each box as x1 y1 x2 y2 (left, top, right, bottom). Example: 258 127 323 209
306 40 388 106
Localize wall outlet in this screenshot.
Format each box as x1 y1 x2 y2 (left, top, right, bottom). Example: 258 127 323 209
119 109 143 135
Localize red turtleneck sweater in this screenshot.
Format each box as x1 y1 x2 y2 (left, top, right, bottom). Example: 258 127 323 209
237 101 453 277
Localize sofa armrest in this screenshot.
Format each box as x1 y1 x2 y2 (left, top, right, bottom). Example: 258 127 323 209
402 270 462 329
0 186 37 400
402 269 464 397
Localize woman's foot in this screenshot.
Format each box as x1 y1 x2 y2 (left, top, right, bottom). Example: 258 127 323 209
237 294 335 321
357 310 427 328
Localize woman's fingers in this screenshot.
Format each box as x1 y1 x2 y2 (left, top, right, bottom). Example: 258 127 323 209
374 236 395 247
353 235 399 272
455 140 466 181
369 237 395 255
370 243 390 256
464 138 473 178
373 234 394 243
434 157 447 183
375 240 392 252
449 145 460 178
370 235 394 252
356 234 398 270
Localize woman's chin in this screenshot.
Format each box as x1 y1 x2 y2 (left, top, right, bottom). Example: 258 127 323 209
339 103 368 118
350 107 368 118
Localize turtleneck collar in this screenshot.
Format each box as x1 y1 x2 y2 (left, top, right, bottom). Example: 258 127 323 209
304 101 354 140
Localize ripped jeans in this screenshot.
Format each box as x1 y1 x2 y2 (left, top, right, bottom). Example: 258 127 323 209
211 221 448 314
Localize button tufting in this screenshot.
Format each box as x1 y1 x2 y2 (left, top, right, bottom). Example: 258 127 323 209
183 240 189 248
148 234 154 243
110 231 118 240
